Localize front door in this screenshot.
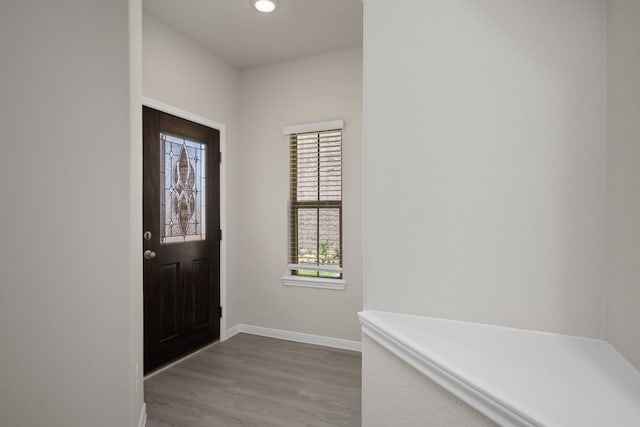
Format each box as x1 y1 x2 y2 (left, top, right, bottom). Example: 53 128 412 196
142 106 221 374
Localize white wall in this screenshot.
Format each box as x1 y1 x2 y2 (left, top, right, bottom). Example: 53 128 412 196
0 1 142 426
142 13 242 333
236 48 363 341
363 0 607 338
606 0 640 371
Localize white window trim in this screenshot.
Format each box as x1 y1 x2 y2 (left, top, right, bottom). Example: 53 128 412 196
283 119 345 291
283 119 344 135
281 275 346 290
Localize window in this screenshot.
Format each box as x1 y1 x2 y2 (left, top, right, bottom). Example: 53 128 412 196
283 120 345 289
160 132 207 244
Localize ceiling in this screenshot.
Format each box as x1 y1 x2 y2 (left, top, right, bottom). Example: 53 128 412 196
142 0 364 69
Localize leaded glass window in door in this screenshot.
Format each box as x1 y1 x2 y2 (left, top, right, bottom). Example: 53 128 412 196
160 132 206 243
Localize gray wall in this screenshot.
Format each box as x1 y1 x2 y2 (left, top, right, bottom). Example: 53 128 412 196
0 1 143 425
237 48 363 341
606 0 640 371
362 0 640 424
363 0 607 338
362 336 498 427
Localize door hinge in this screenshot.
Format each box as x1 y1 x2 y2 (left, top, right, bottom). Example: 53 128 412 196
219 306 223 318
219 229 222 241
219 151 222 164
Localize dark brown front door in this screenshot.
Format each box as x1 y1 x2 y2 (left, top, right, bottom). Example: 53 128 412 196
143 106 221 374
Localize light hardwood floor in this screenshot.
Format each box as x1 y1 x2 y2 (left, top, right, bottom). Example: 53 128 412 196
145 333 362 427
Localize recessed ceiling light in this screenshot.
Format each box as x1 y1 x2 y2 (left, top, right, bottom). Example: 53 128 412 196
253 0 278 13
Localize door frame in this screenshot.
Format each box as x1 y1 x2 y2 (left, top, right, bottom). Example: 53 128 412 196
142 96 227 342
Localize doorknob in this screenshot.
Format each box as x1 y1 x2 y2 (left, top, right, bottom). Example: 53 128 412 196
144 250 156 260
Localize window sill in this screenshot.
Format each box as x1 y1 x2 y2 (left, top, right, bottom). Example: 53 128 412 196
281 275 346 290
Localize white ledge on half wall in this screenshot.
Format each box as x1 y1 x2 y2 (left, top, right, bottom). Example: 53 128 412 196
359 310 640 427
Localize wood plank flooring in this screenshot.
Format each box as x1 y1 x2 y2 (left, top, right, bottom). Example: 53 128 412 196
144 333 362 427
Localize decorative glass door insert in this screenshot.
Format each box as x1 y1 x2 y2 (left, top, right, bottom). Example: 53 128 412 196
160 132 206 243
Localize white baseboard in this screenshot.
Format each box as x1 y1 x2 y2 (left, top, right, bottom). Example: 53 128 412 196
225 324 362 352
138 403 147 427
223 323 242 340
